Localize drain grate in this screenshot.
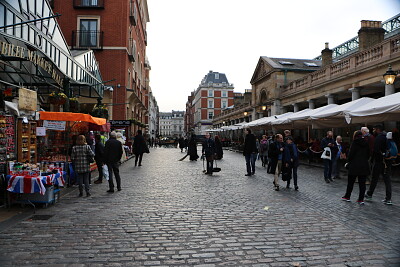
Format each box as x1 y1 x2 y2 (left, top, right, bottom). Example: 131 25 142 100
28 215 54 221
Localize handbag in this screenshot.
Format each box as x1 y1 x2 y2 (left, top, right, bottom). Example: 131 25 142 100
87 146 95 163
321 147 331 160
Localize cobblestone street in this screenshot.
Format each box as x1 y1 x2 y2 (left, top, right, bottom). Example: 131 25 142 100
1 147 399 266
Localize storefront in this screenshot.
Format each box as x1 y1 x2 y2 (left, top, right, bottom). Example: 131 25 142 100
0 0 107 207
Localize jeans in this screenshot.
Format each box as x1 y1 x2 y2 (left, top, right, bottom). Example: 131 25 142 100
206 159 214 174
77 172 90 194
367 161 392 200
245 153 256 174
344 175 366 201
274 160 282 186
107 162 121 190
323 159 332 179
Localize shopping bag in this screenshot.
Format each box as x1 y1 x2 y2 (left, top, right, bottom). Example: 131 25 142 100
103 165 109 180
321 147 331 160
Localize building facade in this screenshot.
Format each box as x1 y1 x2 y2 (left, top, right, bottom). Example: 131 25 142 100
159 111 184 138
52 0 150 137
148 87 159 140
193 71 234 134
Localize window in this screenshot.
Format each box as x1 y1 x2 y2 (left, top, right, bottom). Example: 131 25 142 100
279 61 294 65
222 91 227 97
208 100 213 108
208 90 213 97
79 19 98 47
215 73 219 80
208 111 214 120
222 100 227 109
304 62 319 67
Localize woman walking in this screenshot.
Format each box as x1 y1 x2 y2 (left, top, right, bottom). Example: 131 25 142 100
133 130 148 166
71 135 95 197
341 130 370 204
259 135 269 167
187 134 199 161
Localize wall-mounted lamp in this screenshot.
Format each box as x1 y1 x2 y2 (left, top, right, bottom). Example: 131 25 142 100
383 65 398 85
243 111 248 116
262 105 267 111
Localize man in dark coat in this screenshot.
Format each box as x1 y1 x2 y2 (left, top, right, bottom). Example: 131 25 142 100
342 130 370 204
133 130 148 166
94 134 105 184
243 128 258 176
202 132 216 175
365 125 392 204
103 131 123 193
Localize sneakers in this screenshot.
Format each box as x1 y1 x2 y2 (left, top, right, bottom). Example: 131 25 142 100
382 199 393 205
356 200 365 205
364 194 372 201
341 197 351 202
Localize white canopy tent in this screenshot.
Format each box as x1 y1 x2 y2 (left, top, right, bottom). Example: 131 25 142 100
345 92 400 124
310 97 375 128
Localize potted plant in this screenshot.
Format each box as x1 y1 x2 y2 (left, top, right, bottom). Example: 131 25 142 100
90 104 109 119
48 91 67 105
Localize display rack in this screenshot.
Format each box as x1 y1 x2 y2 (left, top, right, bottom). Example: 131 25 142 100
17 120 37 163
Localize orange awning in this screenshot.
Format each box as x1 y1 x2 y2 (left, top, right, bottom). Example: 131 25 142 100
39 111 107 125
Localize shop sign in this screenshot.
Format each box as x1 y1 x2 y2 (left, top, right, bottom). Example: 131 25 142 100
110 120 131 127
43 120 66 131
36 127 46 136
0 41 63 87
18 88 37 111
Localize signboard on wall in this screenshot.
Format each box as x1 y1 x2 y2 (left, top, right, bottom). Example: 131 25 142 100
43 120 66 131
18 88 37 111
110 120 131 127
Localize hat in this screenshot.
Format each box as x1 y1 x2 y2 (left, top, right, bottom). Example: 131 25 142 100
387 132 393 140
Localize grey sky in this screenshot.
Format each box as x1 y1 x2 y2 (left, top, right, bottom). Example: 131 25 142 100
146 0 400 112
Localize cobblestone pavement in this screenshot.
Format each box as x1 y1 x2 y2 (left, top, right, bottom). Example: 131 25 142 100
0 147 399 266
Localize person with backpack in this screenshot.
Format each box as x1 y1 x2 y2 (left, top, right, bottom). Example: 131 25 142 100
365 125 393 205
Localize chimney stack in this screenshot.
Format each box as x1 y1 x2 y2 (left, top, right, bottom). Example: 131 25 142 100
321 42 333 67
358 20 385 51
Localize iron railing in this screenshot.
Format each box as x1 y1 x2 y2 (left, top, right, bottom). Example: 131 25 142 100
73 0 104 8
72 30 104 49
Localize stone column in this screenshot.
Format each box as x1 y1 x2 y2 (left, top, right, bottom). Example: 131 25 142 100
292 103 299 112
273 99 281 115
385 83 395 96
308 99 315 109
326 94 336 104
349 87 361 100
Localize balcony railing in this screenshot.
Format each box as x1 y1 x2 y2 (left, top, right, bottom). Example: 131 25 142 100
72 30 104 50
129 1 138 26
73 0 104 8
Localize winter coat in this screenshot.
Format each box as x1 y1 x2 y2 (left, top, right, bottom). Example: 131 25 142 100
243 133 258 155
347 138 370 176
187 137 199 160
94 141 104 162
372 132 387 162
71 144 95 173
215 138 223 159
283 143 299 167
202 138 216 157
103 138 123 164
259 139 269 156
133 134 147 155
268 141 284 161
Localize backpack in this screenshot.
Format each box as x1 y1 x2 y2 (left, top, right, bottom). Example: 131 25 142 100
385 140 398 160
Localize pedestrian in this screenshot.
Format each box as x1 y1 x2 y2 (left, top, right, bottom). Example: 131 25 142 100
178 136 185 152
133 129 148 167
270 134 284 191
266 134 275 173
243 128 258 176
94 134 105 184
71 135 95 197
365 125 392 205
259 135 269 167
104 131 123 193
284 129 292 139
362 126 375 185
321 131 336 183
331 136 344 179
202 132 216 175
188 134 199 161
284 136 299 190
214 135 223 160
116 132 127 162
341 130 370 204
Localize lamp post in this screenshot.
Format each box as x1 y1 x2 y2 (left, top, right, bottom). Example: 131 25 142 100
243 111 248 122
383 65 397 96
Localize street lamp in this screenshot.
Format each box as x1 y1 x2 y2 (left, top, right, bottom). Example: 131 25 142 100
262 105 267 111
243 111 248 116
383 65 397 85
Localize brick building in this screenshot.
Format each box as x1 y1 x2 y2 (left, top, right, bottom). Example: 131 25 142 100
52 0 150 136
193 71 234 134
